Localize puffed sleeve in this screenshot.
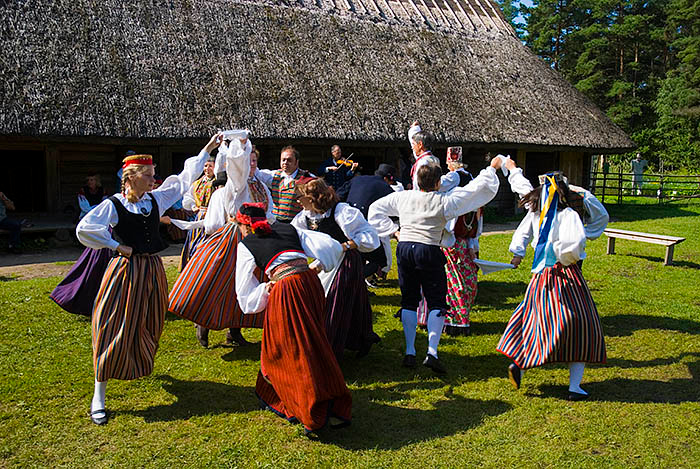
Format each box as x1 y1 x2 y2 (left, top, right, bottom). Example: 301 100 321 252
291 211 307 232
255 168 275 188
203 188 229 235
570 185 609 240
438 171 460 193
508 167 534 198
297 228 344 272
509 211 535 258
552 208 587 265
225 139 253 193
151 149 210 216
335 203 379 252
181 186 197 211
235 243 270 314
367 192 401 238
443 167 499 219
76 198 120 250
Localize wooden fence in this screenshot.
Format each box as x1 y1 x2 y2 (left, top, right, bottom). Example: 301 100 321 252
590 170 700 204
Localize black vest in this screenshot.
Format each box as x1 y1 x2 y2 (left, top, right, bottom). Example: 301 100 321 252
109 195 168 254
457 170 473 187
305 204 346 244
241 222 304 271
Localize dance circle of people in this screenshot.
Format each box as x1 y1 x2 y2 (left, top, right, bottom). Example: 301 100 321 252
53 121 609 434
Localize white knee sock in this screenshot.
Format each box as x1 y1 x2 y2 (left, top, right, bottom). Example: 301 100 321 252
427 309 444 358
401 309 418 356
568 362 587 394
91 379 107 416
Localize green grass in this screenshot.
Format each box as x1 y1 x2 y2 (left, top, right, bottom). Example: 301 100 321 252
1 204 699 468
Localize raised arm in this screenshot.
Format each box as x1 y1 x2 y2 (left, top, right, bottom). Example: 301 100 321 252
367 192 402 238
569 184 609 240
443 166 500 219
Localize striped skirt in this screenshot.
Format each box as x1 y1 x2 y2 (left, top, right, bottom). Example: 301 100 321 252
92 254 167 381
256 267 352 431
178 208 208 271
168 222 264 330
325 249 379 360
496 263 606 369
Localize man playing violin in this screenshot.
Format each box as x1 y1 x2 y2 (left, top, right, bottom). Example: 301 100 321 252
318 145 359 191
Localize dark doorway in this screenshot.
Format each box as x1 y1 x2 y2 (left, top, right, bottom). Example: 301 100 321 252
0 150 46 212
525 152 559 188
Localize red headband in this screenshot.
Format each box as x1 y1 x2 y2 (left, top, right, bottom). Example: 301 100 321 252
236 203 271 234
122 154 153 168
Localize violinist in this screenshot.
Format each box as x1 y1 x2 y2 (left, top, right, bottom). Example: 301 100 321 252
318 145 358 190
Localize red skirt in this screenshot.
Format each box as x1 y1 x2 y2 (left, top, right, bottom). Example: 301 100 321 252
168 222 264 330
497 263 606 369
255 268 352 431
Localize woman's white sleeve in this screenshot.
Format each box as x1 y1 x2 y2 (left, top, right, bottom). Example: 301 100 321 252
581 189 609 240
297 228 344 272
508 167 534 198
202 188 228 235
291 211 307 232
336 203 379 252
182 186 197 211
368 193 401 238
76 199 119 250
509 211 535 257
552 208 587 265
152 149 209 216
235 243 270 314
225 139 253 192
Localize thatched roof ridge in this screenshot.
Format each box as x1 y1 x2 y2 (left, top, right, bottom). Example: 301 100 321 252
0 0 634 151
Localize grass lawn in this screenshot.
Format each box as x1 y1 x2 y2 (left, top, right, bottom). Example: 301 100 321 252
1 203 699 468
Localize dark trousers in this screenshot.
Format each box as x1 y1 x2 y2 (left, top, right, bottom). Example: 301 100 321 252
396 241 448 311
0 217 21 247
362 245 387 278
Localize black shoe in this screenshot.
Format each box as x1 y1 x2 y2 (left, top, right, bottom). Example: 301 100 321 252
226 328 251 346
90 408 108 425
508 363 521 390
568 391 589 401
195 325 209 348
402 354 417 368
423 354 446 374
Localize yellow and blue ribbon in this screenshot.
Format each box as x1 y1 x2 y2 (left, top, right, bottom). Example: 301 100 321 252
531 175 559 273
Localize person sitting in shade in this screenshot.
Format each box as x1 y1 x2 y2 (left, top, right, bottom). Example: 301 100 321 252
368 157 508 374
78 173 107 220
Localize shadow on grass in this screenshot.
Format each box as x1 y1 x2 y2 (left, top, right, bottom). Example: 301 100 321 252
125 375 256 422
220 342 262 362
626 254 700 270
603 314 700 337
0 275 18 282
319 384 512 449
606 204 700 222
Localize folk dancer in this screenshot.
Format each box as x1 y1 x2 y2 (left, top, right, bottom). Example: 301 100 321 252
235 203 352 433
76 136 214 425
256 146 314 223
368 158 504 373
168 135 273 348
497 172 607 400
292 179 381 359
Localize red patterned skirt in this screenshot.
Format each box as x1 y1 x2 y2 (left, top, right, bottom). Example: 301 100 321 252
168 222 264 330
92 254 167 381
496 263 606 369
256 264 351 431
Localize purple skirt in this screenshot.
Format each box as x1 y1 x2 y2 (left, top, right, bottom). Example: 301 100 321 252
50 246 112 316
325 249 379 359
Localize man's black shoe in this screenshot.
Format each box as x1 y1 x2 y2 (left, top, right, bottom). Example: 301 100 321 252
195 325 209 348
226 328 251 346
422 354 446 374
402 354 417 368
568 391 589 401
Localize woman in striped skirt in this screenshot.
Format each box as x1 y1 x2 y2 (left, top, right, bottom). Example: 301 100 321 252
168 138 274 347
76 135 216 425
178 155 217 270
496 172 607 401
235 203 351 434
291 179 380 360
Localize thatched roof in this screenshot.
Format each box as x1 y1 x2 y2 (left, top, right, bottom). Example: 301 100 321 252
0 0 634 151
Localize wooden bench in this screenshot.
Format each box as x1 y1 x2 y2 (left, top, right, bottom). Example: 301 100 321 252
604 228 686 266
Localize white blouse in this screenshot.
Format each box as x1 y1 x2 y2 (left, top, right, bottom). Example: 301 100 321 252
76 149 210 250
509 208 587 265
235 227 344 314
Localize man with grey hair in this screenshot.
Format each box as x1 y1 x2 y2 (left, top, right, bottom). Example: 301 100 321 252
408 121 459 191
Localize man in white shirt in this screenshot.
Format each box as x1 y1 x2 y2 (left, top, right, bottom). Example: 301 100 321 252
369 157 512 373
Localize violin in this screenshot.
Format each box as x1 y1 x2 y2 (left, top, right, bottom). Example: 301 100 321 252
335 153 357 167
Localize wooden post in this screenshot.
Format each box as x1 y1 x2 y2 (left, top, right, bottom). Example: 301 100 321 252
602 170 607 203
618 167 622 203
606 236 616 255
664 245 674 266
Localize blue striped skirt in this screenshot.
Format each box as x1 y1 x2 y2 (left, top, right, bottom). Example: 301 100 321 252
179 208 208 271
496 263 606 369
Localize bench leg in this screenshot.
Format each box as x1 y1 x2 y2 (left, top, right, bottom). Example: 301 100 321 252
606 237 615 255
664 245 674 266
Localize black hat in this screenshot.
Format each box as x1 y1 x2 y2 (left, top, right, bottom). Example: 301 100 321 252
375 164 396 178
